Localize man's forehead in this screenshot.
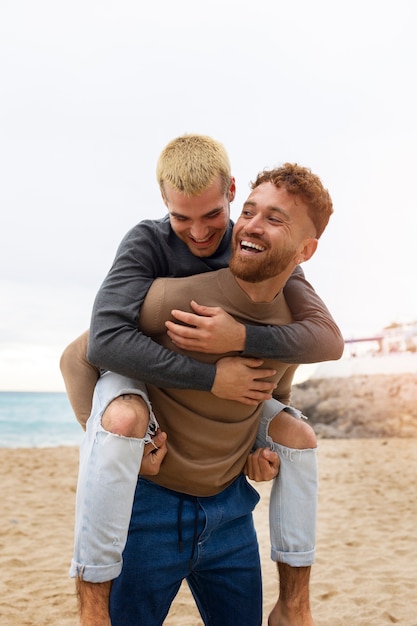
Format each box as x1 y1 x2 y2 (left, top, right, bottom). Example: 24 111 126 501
246 183 304 212
163 174 224 201
166 183 229 218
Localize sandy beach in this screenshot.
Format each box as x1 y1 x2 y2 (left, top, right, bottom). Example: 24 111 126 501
1 435 416 625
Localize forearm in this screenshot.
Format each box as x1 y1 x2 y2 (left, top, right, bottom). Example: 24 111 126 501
243 267 344 363
88 314 216 392
60 330 100 429
244 318 342 363
87 223 218 392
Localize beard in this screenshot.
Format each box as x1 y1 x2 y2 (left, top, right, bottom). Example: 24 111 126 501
229 236 297 283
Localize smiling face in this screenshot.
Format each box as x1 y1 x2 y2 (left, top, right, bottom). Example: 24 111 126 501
230 182 318 298
163 175 235 258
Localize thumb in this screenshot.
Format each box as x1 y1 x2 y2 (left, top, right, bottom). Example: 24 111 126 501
261 448 279 463
241 357 265 368
153 431 167 447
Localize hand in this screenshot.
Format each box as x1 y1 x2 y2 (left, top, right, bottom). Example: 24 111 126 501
165 300 246 353
211 356 277 405
244 447 280 481
140 430 168 476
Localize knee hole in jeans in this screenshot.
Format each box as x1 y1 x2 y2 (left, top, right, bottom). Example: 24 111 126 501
101 394 150 438
268 410 317 450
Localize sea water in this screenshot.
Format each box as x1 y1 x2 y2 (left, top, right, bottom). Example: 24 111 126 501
0 392 83 448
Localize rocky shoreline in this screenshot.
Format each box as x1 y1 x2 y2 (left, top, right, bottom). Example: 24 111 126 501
291 372 417 438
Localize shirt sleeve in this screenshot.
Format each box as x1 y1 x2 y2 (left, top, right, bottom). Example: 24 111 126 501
273 365 298 405
243 265 344 363
87 223 216 391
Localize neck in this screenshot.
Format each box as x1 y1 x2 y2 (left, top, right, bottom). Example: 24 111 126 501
233 264 296 303
233 276 284 302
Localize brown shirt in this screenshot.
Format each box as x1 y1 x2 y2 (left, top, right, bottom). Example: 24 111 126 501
139 268 298 496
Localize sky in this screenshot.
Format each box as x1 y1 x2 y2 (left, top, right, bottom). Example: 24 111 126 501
1 0 416 391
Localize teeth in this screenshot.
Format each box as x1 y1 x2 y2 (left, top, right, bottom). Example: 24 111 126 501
241 240 265 252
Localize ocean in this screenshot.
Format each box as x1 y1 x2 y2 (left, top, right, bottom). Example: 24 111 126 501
0 392 83 448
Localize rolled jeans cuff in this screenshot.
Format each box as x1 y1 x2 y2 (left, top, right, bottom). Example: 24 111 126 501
271 547 316 567
69 558 123 582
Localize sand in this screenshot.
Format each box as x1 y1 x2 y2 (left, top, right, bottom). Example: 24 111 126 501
1 437 416 625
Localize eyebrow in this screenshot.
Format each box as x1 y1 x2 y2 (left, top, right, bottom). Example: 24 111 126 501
170 207 224 219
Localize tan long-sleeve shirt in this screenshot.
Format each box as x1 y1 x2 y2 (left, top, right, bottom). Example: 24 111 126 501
139 268 298 496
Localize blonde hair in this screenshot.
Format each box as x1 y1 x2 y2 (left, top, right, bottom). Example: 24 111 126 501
156 134 232 197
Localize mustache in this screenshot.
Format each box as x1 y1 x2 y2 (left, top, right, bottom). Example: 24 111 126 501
235 231 267 244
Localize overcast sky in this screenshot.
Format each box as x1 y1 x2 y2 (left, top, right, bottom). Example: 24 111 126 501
1 0 416 391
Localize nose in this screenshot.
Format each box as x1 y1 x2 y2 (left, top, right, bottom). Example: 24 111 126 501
245 213 264 234
190 221 210 241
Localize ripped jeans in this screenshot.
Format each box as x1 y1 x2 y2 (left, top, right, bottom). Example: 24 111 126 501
70 371 317 583
70 371 159 582
255 401 317 566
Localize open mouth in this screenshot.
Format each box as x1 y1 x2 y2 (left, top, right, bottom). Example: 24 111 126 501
240 240 265 253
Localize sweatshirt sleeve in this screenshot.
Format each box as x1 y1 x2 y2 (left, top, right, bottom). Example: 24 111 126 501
87 224 216 391
243 265 344 363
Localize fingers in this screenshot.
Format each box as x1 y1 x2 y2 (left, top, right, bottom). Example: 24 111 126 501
165 320 203 340
169 309 201 327
239 390 274 405
237 357 264 367
244 448 280 482
216 357 275 377
140 431 168 476
190 300 216 315
166 320 197 336
252 379 277 391
211 356 277 403
165 320 205 348
233 357 277 378
242 380 277 397
172 301 219 318
261 448 280 478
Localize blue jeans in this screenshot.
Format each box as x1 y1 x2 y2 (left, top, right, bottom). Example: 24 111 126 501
109 475 262 626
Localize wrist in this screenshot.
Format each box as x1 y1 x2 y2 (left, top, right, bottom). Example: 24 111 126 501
234 322 246 351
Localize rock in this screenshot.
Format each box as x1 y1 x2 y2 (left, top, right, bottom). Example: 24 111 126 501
290 373 417 438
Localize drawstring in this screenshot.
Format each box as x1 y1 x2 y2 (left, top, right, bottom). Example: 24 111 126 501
177 494 200 568
177 495 184 553
189 498 199 567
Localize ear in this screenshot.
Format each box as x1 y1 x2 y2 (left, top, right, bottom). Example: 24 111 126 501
228 177 236 202
297 238 318 264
